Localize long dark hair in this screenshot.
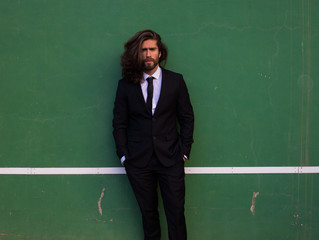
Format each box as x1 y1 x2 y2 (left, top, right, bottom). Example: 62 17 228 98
121 29 168 84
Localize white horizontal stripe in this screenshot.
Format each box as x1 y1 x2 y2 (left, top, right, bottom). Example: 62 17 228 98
0 168 126 175
299 166 319 174
185 167 300 174
0 167 319 175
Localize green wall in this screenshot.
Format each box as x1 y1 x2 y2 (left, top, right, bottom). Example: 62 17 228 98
1 0 318 239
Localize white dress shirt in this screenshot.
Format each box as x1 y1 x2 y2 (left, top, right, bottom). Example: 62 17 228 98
141 67 162 115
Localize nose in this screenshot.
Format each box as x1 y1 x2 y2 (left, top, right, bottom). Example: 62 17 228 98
146 50 151 57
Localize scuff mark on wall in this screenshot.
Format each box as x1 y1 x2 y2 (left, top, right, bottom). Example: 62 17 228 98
87 218 115 223
250 192 259 215
87 218 109 223
98 187 106 216
291 213 304 228
0 233 24 237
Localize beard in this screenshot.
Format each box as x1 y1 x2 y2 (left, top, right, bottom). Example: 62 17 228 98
143 57 159 71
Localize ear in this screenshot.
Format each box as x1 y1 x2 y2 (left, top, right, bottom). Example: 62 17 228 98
159 51 162 59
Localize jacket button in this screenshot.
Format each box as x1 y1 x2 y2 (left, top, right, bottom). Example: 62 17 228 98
153 136 157 140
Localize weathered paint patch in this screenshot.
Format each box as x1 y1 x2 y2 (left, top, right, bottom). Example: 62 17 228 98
250 192 259 215
98 187 106 216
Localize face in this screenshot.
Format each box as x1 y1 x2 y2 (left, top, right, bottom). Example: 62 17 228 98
140 39 162 75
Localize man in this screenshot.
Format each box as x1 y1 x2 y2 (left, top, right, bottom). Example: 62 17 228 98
112 29 194 240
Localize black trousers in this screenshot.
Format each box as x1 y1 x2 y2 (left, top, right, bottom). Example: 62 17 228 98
125 154 187 240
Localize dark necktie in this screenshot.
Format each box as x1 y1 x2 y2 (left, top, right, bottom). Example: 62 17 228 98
146 77 154 113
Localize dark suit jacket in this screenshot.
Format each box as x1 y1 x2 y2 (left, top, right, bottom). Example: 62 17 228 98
112 68 194 167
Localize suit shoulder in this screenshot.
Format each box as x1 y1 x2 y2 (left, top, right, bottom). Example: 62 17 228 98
117 78 128 84
163 69 184 82
117 78 138 87
162 68 183 79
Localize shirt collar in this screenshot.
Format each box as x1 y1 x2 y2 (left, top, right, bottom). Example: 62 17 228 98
143 66 162 82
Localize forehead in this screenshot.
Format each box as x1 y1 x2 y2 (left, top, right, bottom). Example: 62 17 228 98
141 39 158 49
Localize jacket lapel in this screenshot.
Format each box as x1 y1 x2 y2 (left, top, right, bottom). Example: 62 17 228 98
154 69 168 116
133 80 152 114
133 82 146 105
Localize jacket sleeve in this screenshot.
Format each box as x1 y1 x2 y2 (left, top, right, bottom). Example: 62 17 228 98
112 80 129 159
177 76 194 159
